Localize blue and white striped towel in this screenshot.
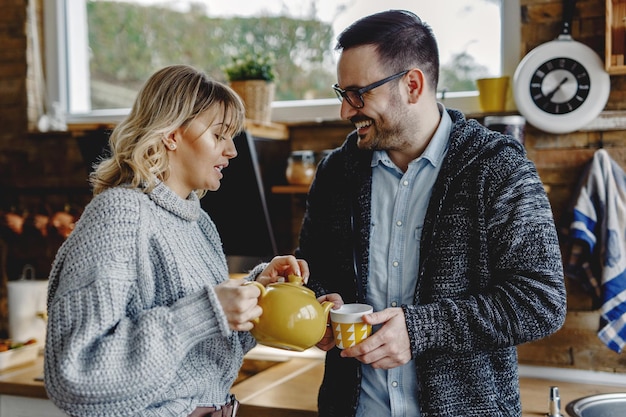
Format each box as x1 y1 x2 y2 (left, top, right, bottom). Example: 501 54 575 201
569 149 626 353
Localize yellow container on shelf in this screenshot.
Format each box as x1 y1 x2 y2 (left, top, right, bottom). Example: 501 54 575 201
476 76 510 112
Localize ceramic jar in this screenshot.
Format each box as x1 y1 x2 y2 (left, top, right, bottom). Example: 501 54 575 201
285 150 315 185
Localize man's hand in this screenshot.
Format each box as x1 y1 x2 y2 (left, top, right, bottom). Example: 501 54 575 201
340 307 411 369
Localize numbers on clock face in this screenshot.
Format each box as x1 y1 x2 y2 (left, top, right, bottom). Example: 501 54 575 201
529 57 590 115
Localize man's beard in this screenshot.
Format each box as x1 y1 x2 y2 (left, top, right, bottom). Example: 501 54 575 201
355 93 407 151
356 116 407 151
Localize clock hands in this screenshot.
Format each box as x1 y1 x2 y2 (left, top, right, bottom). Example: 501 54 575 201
545 76 569 101
527 57 591 115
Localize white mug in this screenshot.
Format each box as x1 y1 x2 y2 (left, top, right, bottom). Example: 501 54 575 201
330 303 373 349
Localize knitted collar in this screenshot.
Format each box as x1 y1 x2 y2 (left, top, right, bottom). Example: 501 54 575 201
148 180 201 222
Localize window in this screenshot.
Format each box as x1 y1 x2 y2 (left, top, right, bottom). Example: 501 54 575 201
44 0 520 124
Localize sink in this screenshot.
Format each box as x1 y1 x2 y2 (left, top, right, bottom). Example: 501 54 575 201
566 393 626 417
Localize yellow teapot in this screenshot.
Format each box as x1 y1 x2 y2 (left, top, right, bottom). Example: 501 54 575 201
247 275 333 351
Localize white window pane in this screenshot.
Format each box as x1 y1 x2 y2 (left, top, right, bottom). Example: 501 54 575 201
48 0 514 122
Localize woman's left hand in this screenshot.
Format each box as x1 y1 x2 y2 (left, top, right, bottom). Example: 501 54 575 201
256 255 309 286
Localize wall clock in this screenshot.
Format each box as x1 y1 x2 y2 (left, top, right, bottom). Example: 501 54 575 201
513 0 610 134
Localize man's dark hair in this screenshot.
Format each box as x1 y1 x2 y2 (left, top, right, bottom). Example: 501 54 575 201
335 9 440 90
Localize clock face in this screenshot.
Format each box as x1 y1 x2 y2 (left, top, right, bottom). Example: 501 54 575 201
513 38 610 134
529 57 590 115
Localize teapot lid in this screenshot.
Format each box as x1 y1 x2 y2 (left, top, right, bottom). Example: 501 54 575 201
287 274 304 285
269 274 314 297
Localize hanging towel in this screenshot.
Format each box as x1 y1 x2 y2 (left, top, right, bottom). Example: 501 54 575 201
567 149 626 353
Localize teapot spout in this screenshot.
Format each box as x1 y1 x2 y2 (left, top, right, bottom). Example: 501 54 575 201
321 301 334 318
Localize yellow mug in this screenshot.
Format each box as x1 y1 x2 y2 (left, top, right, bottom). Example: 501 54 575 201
476 76 509 112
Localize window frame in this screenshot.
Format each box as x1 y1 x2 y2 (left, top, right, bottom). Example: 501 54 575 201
44 0 520 125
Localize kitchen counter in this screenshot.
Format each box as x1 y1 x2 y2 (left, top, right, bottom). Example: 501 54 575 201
0 356 46 398
2 353 626 417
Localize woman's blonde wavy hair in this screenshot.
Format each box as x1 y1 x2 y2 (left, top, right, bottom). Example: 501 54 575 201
90 65 245 197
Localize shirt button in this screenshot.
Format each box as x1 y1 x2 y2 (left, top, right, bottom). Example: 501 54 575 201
403 180 409 186
391 381 399 388
391 301 398 307
392 261 399 267
396 220 402 227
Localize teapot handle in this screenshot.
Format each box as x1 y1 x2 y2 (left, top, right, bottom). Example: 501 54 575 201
244 281 266 325
244 280 266 296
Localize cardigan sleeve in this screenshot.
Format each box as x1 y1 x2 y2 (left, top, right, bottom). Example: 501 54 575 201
403 145 566 358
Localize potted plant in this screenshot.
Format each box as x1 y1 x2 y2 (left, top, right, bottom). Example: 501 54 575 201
224 53 276 124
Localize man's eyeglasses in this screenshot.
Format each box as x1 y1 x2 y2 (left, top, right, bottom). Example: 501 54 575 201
332 70 409 109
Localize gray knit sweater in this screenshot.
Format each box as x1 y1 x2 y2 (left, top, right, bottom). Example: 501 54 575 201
44 181 258 417
297 109 567 417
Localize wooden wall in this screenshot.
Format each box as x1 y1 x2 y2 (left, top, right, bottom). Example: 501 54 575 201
515 0 626 373
0 0 28 339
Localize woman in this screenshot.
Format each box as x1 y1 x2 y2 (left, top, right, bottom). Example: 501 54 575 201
44 65 308 417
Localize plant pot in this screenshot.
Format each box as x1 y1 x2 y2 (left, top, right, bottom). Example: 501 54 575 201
230 80 275 124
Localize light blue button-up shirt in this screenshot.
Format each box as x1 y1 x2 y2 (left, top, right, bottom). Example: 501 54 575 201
356 105 451 417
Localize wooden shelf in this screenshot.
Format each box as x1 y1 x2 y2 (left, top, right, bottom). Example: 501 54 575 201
606 0 626 74
65 119 289 140
246 121 289 140
271 185 310 194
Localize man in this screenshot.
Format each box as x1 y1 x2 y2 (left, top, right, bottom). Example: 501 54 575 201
297 10 566 417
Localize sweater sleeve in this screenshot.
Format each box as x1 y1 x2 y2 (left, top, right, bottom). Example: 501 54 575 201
403 146 567 357
44 189 231 416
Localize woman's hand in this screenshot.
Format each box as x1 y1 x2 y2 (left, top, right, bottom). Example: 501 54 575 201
315 293 344 351
214 278 263 331
255 255 309 286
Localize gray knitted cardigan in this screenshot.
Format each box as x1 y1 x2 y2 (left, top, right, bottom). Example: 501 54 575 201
44 182 259 417
297 109 567 417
